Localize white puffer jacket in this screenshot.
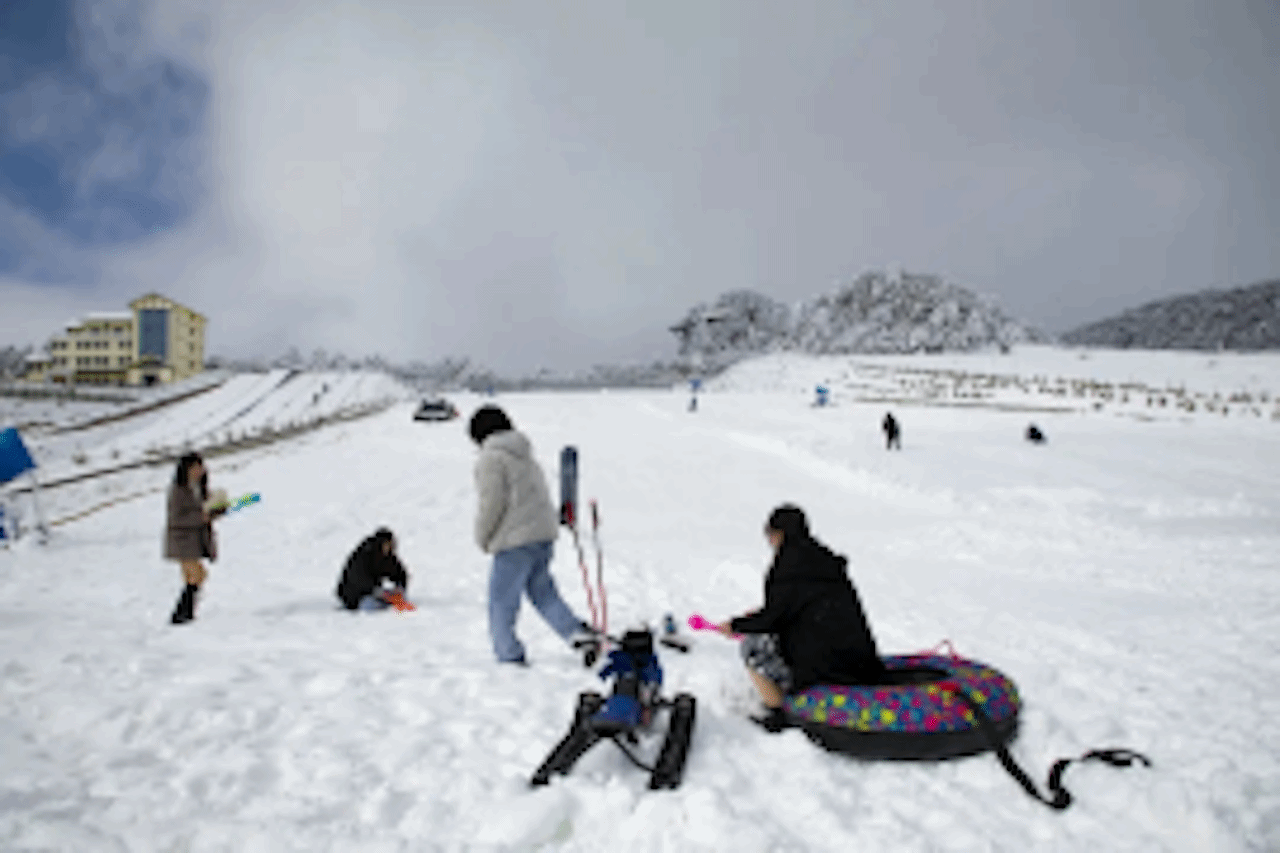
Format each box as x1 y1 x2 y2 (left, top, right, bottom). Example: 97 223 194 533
473 430 559 555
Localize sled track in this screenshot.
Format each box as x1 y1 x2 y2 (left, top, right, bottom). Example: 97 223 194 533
5 400 395 498
46 377 230 434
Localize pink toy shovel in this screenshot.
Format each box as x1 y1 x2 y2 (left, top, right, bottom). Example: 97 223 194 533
687 613 742 639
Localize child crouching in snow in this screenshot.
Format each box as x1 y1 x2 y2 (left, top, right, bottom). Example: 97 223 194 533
165 452 226 625
712 504 886 731
336 528 410 610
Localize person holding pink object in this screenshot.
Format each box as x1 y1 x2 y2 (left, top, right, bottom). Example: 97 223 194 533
687 614 738 637
712 504 885 732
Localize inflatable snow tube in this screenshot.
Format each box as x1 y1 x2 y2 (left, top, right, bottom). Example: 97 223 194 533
785 655 1020 760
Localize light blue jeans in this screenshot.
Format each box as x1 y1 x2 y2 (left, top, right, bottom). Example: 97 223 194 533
488 540 581 662
357 593 392 611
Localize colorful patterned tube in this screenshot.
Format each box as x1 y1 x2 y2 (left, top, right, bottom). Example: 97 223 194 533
785 654 1020 760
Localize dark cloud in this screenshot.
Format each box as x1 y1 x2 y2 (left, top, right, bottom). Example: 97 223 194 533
1 0 1277 371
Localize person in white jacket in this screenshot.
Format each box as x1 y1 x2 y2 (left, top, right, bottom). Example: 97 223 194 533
469 405 595 664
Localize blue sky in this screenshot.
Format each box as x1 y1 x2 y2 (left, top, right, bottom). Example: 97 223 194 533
1 0 1278 371
0 0 207 281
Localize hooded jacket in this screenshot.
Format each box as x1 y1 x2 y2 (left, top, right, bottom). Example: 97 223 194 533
473 430 559 554
730 536 885 691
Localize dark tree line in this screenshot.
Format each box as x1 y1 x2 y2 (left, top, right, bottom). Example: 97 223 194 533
0 345 34 380
203 347 702 392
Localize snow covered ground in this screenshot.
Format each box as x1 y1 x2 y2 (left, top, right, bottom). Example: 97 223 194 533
2 347 1279 851
715 345 1280 424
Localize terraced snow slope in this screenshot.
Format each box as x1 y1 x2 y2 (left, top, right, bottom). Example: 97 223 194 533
9 370 412 483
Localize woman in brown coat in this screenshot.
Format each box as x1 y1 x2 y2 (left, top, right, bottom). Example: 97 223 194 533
165 452 225 624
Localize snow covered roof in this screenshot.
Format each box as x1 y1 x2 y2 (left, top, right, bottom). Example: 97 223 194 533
24 352 51 363
64 311 134 330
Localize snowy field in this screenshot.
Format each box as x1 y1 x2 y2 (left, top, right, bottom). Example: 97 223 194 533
2 348 1279 851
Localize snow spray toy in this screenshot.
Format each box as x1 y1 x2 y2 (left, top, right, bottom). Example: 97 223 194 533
381 589 415 612
531 628 696 790
687 613 741 639
206 491 261 515
227 492 261 512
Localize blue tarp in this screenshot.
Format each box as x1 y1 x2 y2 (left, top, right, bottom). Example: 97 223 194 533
0 427 36 484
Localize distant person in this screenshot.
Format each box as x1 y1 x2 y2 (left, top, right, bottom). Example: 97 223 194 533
711 505 886 732
469 405 598 665
336 527 410 610
1026 424 1046 444
882 412 901 450
165 452 226 625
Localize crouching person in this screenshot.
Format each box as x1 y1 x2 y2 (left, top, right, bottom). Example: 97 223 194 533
336 527 410 611
715 504 885 732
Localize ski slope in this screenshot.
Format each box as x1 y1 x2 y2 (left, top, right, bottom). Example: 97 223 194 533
1 348 1279 851
714 345 1280 422
6 370 413 484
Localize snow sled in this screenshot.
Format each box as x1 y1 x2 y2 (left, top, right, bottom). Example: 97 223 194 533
787 652 1019 760
531 628 696 790
785 646 1151 810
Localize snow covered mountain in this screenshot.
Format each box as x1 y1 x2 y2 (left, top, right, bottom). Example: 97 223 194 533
1061 278 1280 351
670 271 1046 368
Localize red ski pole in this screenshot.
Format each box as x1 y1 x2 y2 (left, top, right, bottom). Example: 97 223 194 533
590 500 607 636
570 518 599 631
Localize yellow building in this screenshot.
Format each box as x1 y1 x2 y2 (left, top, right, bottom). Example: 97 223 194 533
126 294 207 386
45 311 136 385
25 294 207 387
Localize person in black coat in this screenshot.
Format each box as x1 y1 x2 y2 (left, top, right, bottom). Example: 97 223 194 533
714 504 885 732
882 412 901 450
336 528 410 610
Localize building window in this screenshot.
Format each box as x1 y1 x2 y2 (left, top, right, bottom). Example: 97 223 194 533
139 309 168 359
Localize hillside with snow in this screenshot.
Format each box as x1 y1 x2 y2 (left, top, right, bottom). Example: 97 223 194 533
1 347 1278 851
0 369 414 529
670 271 1047 369
1062 278 1280 351
711 345 1280 424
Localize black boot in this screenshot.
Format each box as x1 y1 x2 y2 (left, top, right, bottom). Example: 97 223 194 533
750 706 790 734
170 584 198 625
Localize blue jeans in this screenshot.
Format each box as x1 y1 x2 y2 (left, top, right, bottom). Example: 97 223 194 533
488 540 581 662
